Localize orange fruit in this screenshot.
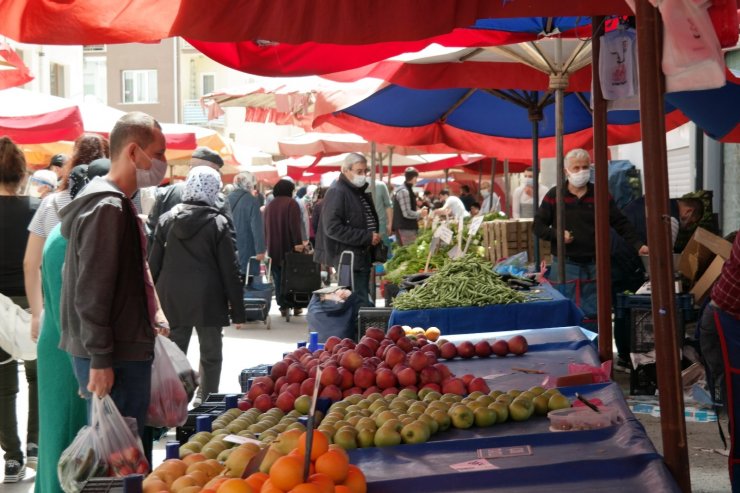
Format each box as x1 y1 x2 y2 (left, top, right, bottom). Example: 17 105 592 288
269 455 305 492
201 489 218 493
183 452 208 466
204 477 229 491
297 431 329 461
288 484 321 493
334 487 352 493
217 478 254 493
245 472 269 492
260 478 285 493
142 477 169 493
171 475 198 493
308 473 334 493
158 459 188 477
342 465 367 493
187 470 209 486
315 450 349 484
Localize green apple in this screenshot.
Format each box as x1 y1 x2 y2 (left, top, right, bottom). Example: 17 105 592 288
357 399 371 409
401 421 431 444
518 391 536 401
286 421 306 432
346 415 362 427
474 407 498 427
548 394 571 411
345 404 363 414
422 391 442 403
368 400 389 413
333 427 358 450
487 402 509 423
466 401 486 411
475 395 495 406
356 427 376 448
389 401 409 413
317 424 336 440
408 402 427 414
467 391 485 400
507 389 523 398
448 405 475 429
508 401 534 422
417 387 434 400
528 386 545 396
345 394 363 405
418 413 439 434
441 393 463 403
532 395 550 416
333 419 351 431
495 394 513 405
380 419 403 433
400 416 415 426
426 401 450 412
190 431 213 446
488 390 504 399
375 410 399 428
398 388 419 401
356 417 377 432
513 397 533 411
430 409 451 432
292 394 311 415
374 427 402 447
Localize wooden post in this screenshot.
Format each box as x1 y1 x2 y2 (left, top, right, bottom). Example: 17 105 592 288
591 16 613 365
635 2 691 490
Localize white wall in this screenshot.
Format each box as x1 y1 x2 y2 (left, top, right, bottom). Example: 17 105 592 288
10 42 83 100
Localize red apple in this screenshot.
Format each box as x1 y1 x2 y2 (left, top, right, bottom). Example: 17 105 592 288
360 336 380 353
319 384 342 402
353 366 376 389
237 398 252 411
362 385 381 397
375 368 397 390
337 367 354 390
408 351 429 372
439 342 458 360
419 366 442 385
340 338 356 349
396 367 418 387
392 363 409 375
396 336 414 353
375 346 387 358
275 392 295 413
467 377 490 394
270 361 289 380
424 351 438 365
299 377 316 396
284 382 301 397
507 335 529 356
387 325 405 342
274 376 287 394
434 363 453 381
384 346 406 368
456 341 476 359
441 377 467 396
365 327 386 343
343 387 363 398
381 387 399 396
247 383 269 401
420 382 441 393
474 340 492 358
308 365 318 379
340 350 363 372
319 365 341 387
355 343 374 359
461 374 475 386
420 343 440 357
491 340 509 357
286 363 308 384
253 376 274 394
254 394 273 412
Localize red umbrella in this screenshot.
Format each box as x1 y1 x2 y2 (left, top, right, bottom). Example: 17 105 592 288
0 88 83 144
0 42 33 89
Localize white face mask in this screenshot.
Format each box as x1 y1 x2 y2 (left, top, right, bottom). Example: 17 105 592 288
351 175 367 188
567 169 591 188
481 189 490 198
524 177 533 187
134 146 168 189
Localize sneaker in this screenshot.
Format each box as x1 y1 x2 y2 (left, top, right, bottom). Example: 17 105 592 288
3 460 26 483
26 443 38 470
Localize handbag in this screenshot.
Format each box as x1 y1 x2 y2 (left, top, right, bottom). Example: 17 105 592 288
0 293 37 364
371 241 389 264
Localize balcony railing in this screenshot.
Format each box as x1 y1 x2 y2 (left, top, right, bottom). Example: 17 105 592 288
183 99 224 126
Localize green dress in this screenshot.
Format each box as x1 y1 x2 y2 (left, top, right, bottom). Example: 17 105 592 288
36 224 87 493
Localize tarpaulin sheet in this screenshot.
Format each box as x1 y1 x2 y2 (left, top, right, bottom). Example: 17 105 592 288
348 380 680 492
388 284 584 335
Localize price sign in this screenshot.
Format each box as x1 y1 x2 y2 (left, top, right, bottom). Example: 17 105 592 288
428 236 441 255
476 445 533 460
449 459 498 472
434 225 453 244
468 215 484 236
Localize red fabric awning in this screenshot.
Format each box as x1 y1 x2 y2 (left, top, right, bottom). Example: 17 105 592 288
0 107 83 144
0 42 33 89
0 0 632 45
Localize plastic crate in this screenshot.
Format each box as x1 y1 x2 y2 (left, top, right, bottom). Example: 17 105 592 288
175 403 226 443
238 364 271 393
81 478 124 493
630 363 658 395
615 293 696 354
357 307 393 340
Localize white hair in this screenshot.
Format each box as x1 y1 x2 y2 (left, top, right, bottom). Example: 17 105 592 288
233 171 255 191
342 152 367 172
565 148 591 167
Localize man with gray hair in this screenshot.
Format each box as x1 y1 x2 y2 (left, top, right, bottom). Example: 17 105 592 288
314 152 380 307
228 171 266 279
534 148 648 329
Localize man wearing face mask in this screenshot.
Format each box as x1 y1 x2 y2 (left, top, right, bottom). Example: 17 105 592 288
512 167 550 219
534 148 648 320
59 112 169 457
314 153 380 307
478 181 502 215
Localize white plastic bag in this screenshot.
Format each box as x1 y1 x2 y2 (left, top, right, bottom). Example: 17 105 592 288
146 335 189 427
0 293 36 363
158 334 199 401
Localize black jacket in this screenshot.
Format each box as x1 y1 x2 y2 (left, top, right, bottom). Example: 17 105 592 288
314 175 378 271
59 178 154 369
149 202 246 327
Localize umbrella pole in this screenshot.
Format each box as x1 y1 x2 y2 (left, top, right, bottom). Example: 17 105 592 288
592 16 613 365
530 113 542 265
444 168 449 185
490 157 497 212
378 153 384 183
635 3 691 489
503 158 510 216
370 142 377 196
388 146 394 187
553 38 567 284
477 161 483 202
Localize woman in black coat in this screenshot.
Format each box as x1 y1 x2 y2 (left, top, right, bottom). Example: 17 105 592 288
149 167 245 403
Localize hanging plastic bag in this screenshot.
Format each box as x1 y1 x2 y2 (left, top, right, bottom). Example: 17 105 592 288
158 334 199 401
146 335 190 427
96 395 149 476
493 251 530 277
58 425 108 493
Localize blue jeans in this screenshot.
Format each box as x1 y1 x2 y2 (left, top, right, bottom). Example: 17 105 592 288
353 268 374 308
548 256 597 322
72 357 152 440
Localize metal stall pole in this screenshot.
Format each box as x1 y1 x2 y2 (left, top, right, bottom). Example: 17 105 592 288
503 158 510 216
489 157 497 212
591 16 613 365
553 39 567 284
387 146 394 187
530 111 543 265
477 161 483 202
369 142 377 305
635 2 691 490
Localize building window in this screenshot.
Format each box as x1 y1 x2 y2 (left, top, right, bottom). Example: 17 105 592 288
83 57 107 104
49 63 66 97
83 45 106 52
122 69 158 104
201 73 215 96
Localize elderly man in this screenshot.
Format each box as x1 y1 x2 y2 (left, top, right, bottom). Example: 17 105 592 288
478 181 502 215
392 167 428 246
314 153 380 307
145 147 232 247
534 148 648 325
228 171 266 278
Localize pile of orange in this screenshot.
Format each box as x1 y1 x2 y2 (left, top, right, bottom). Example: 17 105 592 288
143 454 225 493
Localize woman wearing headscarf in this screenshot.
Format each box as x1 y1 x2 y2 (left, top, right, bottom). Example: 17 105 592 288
263 179 305 317
149 167 245 403
34 161 109 493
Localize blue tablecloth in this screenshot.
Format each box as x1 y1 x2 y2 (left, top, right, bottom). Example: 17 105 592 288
388 283 585 335
347 327 680 493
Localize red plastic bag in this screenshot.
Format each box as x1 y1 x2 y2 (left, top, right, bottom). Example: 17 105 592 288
146 335 189 427
708 0 739 48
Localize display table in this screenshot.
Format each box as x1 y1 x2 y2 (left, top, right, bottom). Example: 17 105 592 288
347 327 680 493
388 284 584 335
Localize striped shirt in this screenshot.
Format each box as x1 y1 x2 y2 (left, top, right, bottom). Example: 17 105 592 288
28 190 72 238
358 193 378 232
712 233 740 320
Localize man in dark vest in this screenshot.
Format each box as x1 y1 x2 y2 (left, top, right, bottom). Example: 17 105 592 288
392 167 428 246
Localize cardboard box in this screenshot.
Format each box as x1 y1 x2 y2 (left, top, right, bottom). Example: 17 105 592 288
678 227 732 303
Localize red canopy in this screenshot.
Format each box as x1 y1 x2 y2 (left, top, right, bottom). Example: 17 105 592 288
0 42 33 89
0 107 83 144
0 1 631 45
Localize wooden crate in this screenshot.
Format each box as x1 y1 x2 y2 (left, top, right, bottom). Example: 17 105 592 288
482 219 550 264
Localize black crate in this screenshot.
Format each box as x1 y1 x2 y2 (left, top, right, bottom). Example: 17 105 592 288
357 307 393 340
615 293 696 354
175 403 226 443
81 478 124 493
630 363 658 395
238 364 271 393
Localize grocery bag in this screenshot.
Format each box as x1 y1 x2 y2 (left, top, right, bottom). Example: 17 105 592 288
146 335 190 427
58 425 107 493
96 395 149 476
158 333 199 401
